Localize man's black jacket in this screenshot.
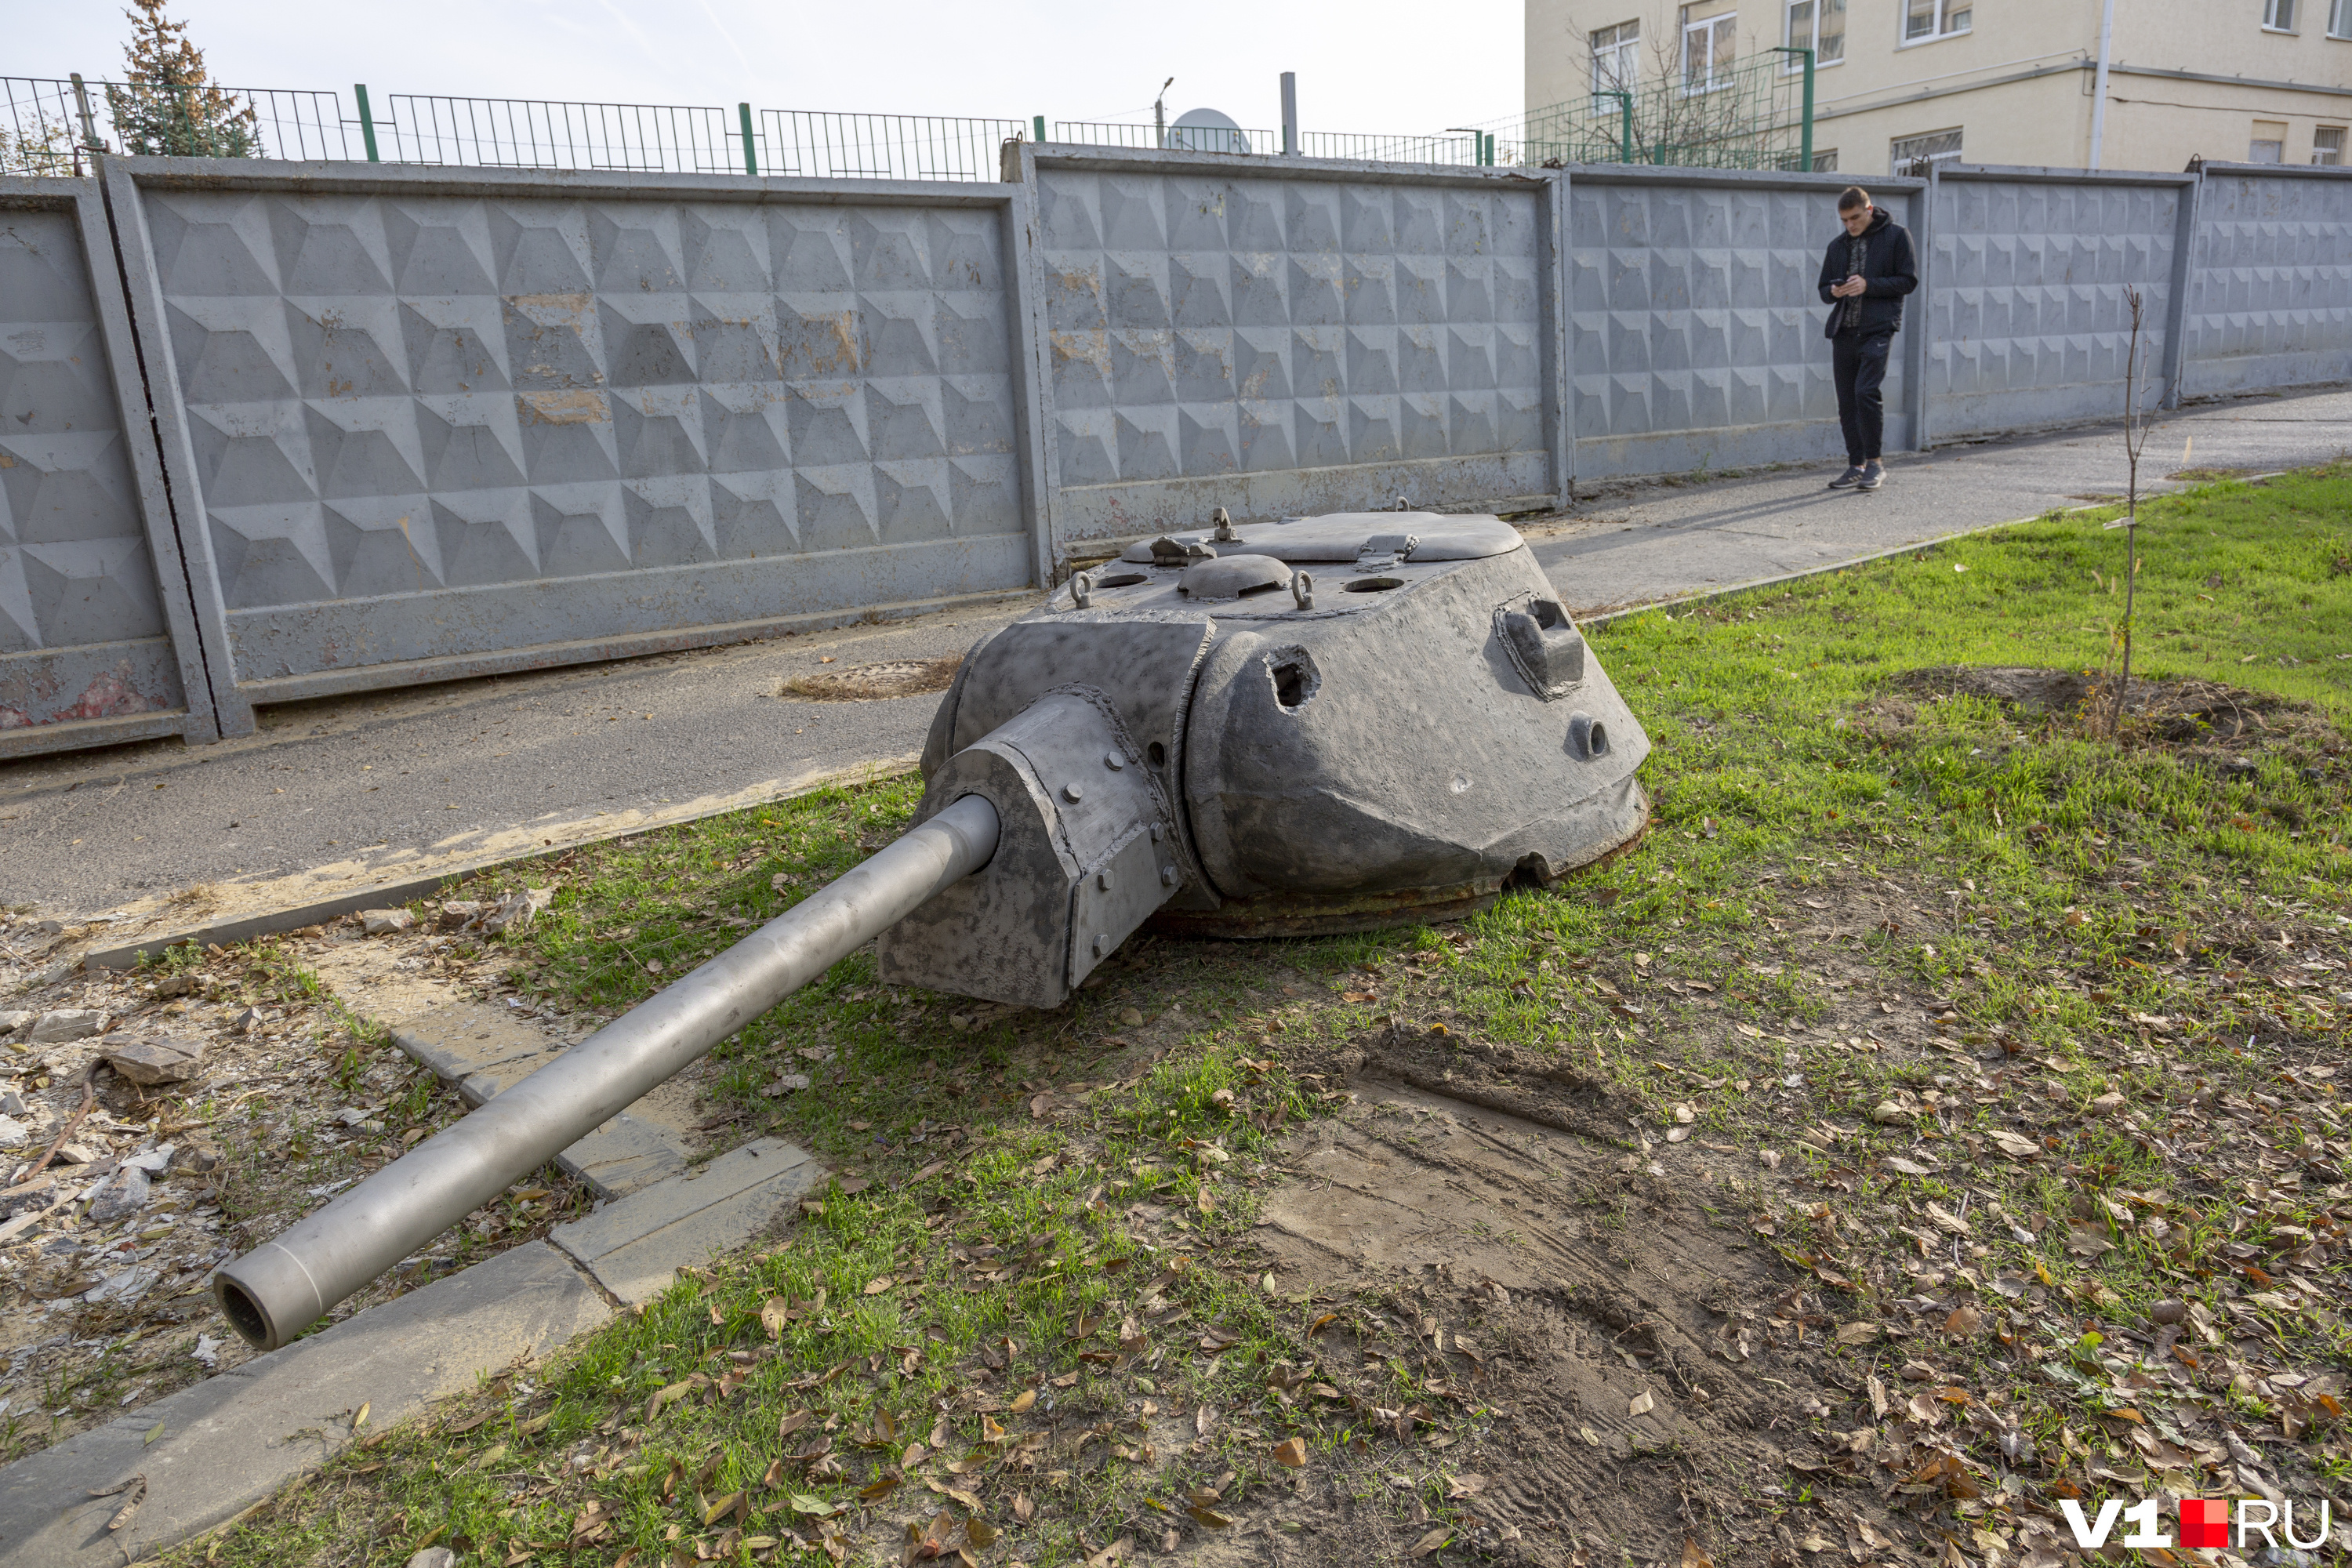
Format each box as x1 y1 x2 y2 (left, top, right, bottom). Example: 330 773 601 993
1817 206 1918 339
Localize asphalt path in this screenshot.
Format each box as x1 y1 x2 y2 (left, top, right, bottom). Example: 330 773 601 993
5 387 2346 924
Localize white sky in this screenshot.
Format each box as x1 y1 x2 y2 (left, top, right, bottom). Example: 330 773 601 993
9 0 1527 141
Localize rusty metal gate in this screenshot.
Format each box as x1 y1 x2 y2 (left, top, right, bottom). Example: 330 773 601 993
100 158 1048 736
0 176 218 759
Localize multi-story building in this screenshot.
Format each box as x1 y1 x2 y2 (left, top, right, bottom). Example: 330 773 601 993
1524 0 2352 174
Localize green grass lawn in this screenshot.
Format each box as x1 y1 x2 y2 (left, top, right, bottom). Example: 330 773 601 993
179 466 2350 1567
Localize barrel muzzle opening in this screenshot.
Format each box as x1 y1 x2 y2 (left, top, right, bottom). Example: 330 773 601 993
214 1272 277 1350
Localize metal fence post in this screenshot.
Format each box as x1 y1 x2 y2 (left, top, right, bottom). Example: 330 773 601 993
1907 162 1938 452
68 73 103 151
1801 50 1815 169
354 84 380 161
1610 90 1632 164
2158 167 2202 410
1033 114 1046 143
737 102 757 176
1543 169 1574 503
1769 48 1814 170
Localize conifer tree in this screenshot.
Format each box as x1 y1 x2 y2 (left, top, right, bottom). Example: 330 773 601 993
0 113 78 176
107 0 260 158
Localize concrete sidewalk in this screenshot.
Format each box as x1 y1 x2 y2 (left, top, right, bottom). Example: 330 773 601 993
3 386 2345 939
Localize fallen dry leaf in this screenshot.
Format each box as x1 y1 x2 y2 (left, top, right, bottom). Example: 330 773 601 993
1272 1437 1308 1468
1410 1526 1454 1558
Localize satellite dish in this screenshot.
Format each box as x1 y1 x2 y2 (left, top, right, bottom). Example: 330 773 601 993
1166 107 1251 155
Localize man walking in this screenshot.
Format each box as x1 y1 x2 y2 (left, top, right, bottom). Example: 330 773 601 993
1819 186 1918 491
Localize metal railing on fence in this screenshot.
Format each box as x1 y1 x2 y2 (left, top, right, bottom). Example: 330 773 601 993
1512 50 1817 171
1298 129 1478 165
4 51 1820 187
372 94 744 175
2 74 358 172
1051 120 1277 157
755 111 1023 181
1050 122 1507 168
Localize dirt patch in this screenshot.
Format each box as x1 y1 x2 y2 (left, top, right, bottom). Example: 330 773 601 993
1249 1069 1876 1566
782 654 963 702
1890 665 2335 748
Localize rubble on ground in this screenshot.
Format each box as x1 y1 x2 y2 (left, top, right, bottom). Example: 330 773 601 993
0 906 592 1461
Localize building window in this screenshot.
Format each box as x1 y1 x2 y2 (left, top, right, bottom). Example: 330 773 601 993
2315 126 2346 163
1683 11 1738 93
1890 127 1962 172
2249 120 2288 161
1904 0 1971 42
2263 0 2297 30
1813 147 1839 171
2330 0 2351 38
1785 0 1846 65
1592 20 1641 107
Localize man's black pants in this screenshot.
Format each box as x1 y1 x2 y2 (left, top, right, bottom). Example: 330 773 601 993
1832 331 1893 466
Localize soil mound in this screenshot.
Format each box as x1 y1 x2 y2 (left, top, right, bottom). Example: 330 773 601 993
1893 665 2325 746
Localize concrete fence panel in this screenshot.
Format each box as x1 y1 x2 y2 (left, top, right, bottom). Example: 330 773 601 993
1563 168 1927 485
0 176 218 760
1923 165 2194 441
1015 145 1563 555
2180 162 2352 401
101 158 1048 735
13 149 2352 760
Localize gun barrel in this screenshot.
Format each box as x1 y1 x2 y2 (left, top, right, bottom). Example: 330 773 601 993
212 793 1001 1351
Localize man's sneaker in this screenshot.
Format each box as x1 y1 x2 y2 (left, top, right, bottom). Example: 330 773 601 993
1857 460 1885 490
1828 466 1865 489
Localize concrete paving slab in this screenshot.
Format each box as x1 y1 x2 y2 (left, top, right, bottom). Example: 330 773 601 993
553 1138 825 1305
554 1114 690 1200
307 945 698 1200
0 1240 608 1568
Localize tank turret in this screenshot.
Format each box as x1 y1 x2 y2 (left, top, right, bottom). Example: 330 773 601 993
880 510 1650 1004
209 509 1650 1349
